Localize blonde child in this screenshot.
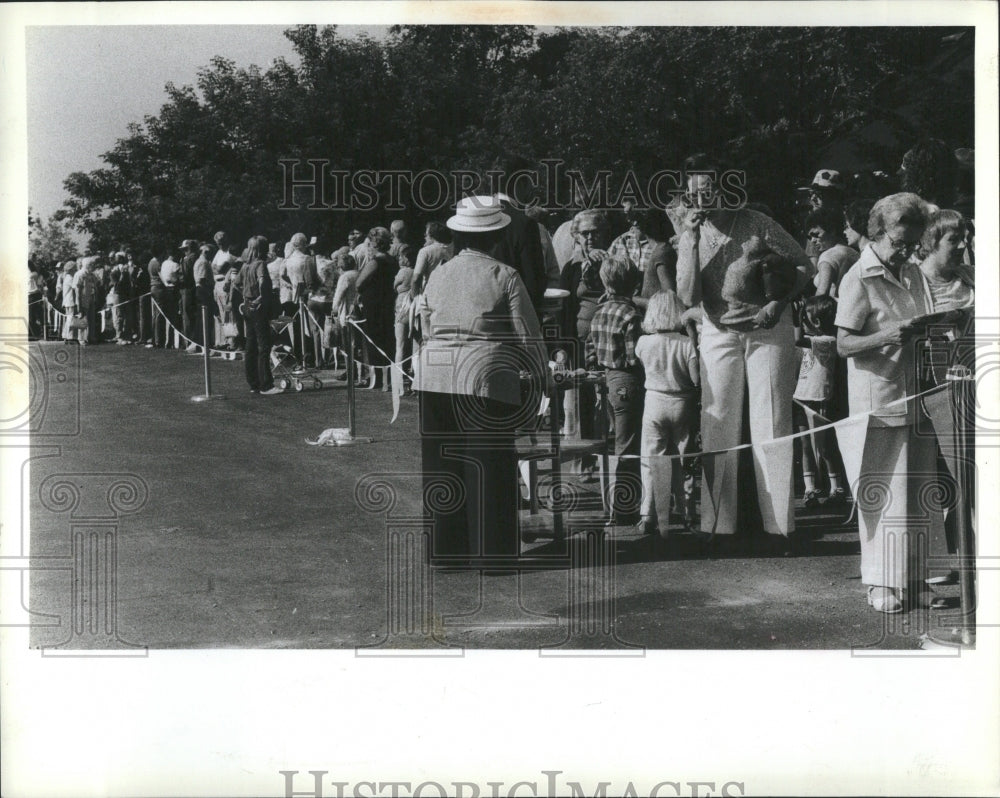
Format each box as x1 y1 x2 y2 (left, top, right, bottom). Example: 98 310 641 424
635 290 700 537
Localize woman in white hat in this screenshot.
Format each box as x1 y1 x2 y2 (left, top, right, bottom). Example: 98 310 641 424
417 196 551 571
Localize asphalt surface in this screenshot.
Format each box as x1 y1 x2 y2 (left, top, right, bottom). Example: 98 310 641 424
27 340 964 651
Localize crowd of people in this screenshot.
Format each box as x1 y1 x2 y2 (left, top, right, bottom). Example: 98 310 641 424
27 138 976 611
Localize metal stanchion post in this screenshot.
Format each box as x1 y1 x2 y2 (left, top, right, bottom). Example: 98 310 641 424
298 298 308 371
347 321 356 436
332 320 372 446
926 364 975 648
191 305 226 402
550 374 565 542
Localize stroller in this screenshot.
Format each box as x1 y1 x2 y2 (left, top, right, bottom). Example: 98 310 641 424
268 313 322 392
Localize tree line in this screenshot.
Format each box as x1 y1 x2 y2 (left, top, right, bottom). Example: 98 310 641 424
44 24 971 260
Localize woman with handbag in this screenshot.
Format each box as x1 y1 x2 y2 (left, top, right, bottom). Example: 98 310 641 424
72 256 101 345
233 236 282 395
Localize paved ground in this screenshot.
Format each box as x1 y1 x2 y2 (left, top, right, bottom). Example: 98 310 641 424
27 341 964 651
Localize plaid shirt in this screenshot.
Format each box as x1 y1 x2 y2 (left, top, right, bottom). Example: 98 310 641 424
609 228 655 274
586 294 642 370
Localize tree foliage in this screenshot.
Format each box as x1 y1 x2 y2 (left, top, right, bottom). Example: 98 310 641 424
58 25 971 257
29 210 79 264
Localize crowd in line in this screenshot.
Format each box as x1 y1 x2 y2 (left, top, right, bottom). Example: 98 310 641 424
27 139 976 611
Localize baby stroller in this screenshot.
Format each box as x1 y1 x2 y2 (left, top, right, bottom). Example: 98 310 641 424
269 314 322 392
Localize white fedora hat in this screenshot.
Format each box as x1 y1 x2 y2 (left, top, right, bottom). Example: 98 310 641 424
446 195 511 233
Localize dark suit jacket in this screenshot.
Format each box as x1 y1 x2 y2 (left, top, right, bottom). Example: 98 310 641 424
491 202 545 311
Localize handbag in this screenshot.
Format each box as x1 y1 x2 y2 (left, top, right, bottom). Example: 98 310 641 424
68 315 88 332
222 321 239 338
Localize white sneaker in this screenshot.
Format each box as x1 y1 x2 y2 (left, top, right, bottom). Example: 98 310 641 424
260 386 284 396
186 343 199 353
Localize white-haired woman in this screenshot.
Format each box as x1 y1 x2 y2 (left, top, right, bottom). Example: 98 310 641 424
835 192 942 613
72 256 101 345
635 290 700 537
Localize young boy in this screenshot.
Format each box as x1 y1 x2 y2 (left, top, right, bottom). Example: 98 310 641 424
586 255 644 525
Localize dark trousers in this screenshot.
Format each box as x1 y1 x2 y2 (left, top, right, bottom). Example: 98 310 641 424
231 292 246 349
83 303 100 344
244 310 273 391
193 303 212 350
606 368 644 521
28 292 43 338
420 391 520 568
151 287 177 347
180 287 199 345
134 295 152 342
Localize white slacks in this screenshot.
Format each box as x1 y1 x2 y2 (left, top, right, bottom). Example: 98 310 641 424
640 391 697 523
852 423 940 590
699 313 797 536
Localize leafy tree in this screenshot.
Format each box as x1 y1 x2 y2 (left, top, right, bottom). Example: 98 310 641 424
29 211 79 265
58 25 972 253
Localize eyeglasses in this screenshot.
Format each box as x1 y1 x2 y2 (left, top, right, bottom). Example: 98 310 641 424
883 232 920 254
807 230 827 240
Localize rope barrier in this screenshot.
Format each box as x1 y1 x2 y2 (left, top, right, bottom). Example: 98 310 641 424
36 294 962 465
346 318 416 375
294 302 357 368
614 383 947 463
150 295 243 358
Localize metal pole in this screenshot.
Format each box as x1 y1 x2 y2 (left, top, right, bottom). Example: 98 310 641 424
925 365 975 649
191 304 225 402
202 306 212 394
952 366 975 642
550 375 564 542
299 299 308 371
347 320 356 438
313 308 322 368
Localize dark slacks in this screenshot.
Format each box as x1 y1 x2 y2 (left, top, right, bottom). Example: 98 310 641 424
83 303 100 344
135 295 152 343
243 309 273 391
180 287 199 345
606 368 644 521
28 292 43 338
420 390 520 568
151 287 178 347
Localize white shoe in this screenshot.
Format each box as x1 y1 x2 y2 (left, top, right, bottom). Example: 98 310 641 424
867 586 903 614
260 386 284 396
186 343 199 353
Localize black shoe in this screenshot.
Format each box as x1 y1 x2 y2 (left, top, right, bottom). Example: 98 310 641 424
703 535 750 558
759 533 806 558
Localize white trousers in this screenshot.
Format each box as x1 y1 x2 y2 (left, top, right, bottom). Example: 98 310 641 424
852 424 940 590
699 313 797 536
640 391 697 523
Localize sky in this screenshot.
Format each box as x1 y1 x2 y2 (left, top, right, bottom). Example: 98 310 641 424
25 25 382 227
